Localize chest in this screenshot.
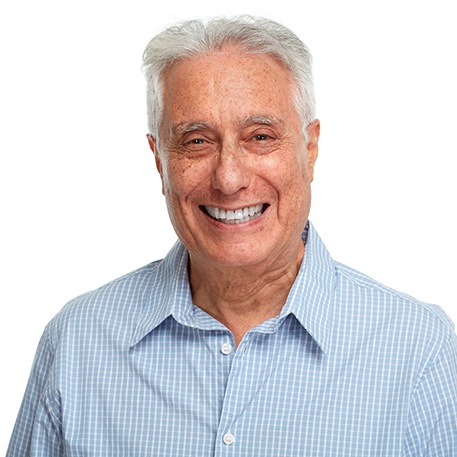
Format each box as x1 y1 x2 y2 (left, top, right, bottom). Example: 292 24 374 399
59 318 411 456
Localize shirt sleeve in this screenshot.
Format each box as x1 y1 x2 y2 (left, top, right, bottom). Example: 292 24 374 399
403 328 457 456
6 326 64 456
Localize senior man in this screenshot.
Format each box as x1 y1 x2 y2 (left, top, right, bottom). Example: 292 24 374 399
7 16 457 456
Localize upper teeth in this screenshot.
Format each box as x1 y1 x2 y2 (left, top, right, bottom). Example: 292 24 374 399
205 204 264 224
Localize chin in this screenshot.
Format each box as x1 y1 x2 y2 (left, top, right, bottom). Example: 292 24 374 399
194 242 275 270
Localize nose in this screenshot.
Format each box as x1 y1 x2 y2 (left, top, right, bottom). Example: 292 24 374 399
211 143 251 195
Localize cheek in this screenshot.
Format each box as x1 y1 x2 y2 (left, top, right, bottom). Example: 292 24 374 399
267 150 310 187
275 157 312 209
163 159 209 200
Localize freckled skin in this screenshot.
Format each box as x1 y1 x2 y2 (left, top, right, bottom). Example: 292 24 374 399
150 47 319 272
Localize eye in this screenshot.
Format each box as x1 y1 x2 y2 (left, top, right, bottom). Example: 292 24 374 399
178 133 217 157
181 133 210 148
187 138 206 145
244 129 279 155
252 134 271 141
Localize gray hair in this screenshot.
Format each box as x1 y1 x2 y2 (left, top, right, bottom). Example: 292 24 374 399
142 16 315 142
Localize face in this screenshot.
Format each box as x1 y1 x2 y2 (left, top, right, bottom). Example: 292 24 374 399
148 47 320 271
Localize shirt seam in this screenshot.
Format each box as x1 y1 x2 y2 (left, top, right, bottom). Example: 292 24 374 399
335 263 453 330
404 328 455 455
68 260 163 306
411 327 452 397
37 326 61 429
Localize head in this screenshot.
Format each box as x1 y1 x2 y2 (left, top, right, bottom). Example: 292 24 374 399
143 16 316 144
143 17 320 271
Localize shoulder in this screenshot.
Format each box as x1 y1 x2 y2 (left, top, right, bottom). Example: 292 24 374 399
42 239 188 353
331 260 456 374
327 260 456 404
44 260 164 349
334 260 454 332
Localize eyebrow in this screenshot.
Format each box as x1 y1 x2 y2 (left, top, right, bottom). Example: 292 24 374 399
169 122 212 137
241 115 284 127
168 115 285 138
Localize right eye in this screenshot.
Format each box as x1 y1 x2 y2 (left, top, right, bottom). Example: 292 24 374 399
178 133 217 156
187 138 206 145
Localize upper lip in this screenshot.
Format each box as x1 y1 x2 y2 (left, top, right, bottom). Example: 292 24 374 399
201 203 265 211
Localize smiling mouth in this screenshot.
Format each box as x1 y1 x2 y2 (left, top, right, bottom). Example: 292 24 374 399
201 204 268 224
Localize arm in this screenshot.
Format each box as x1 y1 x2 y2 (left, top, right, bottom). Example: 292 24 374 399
6 327 63 456
403 329 457 456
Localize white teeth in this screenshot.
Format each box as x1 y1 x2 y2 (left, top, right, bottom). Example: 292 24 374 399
205 204 265 224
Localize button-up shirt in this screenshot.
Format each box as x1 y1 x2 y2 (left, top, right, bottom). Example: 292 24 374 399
7 222 457 456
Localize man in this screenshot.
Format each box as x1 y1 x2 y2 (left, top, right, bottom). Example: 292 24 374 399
7 16 457 456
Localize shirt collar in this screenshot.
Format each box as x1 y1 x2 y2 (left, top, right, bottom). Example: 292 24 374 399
129 241 192 347
278 221 335 354
130 221 335 353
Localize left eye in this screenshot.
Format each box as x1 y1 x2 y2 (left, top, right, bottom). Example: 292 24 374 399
252 134 271 141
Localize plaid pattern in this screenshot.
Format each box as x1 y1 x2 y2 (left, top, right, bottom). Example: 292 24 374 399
7 222 457 456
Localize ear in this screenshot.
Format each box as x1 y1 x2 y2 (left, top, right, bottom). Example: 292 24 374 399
147 134 165 195
306 119 320 181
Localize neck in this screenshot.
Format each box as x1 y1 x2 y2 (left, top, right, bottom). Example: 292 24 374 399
189 241 304 346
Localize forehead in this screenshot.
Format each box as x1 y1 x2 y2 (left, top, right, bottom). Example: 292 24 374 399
160 47 299 132
163 45 293 83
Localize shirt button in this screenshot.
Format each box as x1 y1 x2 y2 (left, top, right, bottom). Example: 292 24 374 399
223 433 235 445
220 343 233 355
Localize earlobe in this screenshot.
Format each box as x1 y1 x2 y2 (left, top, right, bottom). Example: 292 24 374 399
146 134 165 195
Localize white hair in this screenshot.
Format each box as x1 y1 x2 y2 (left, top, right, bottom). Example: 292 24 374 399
142 16 316 142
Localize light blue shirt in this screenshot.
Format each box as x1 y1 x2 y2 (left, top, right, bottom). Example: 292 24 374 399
7 222 457 456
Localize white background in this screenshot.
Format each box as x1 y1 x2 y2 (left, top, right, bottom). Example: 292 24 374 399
1 0 456 451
